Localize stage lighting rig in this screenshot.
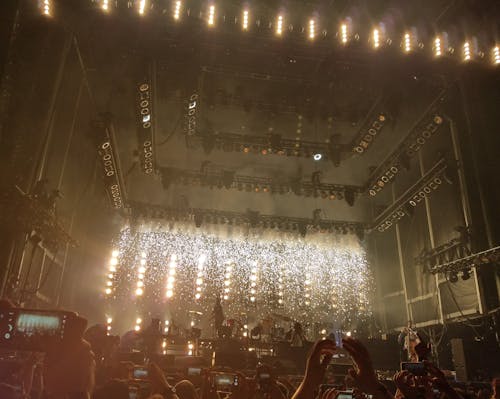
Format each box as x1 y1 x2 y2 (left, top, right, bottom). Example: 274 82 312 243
93 118 126 210
40 0 51 16
366 92 446 197
129 201 366 238
173 1 182 21
137 80 155 174
492 46 500 65
372 158 449 233
158 165 363 201
428 245 500 275
351 111 388 155
184 93 199 136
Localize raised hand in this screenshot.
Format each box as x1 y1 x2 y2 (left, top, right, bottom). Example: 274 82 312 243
343 337 380 395
291 338 336 399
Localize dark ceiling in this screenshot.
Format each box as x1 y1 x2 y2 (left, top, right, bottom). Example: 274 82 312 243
41 0 499 224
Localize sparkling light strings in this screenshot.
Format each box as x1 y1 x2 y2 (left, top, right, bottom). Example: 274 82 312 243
110 226 373 326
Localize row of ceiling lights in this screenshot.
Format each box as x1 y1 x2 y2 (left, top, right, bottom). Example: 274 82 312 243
40 1 500 66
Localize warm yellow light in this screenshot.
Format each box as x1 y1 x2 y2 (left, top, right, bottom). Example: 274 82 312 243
340 23 348 44
463 41 471 61
173 1 181 20
208 5 215 26
112 250 119 257
105 288 112 295
102 0 109 11
107 317 113 324
309 19 316 40
492 46 500 65
276 15 283 36
166 289 173 298
110 258 118 266
242 10 249 30
434 37 442 57
139 0 146 15
135 287 143 296
373 28 380 48
136 318 142 324
195 293 201 299
404 33 411 52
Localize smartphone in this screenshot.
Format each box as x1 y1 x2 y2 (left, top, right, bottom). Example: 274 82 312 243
212 372 238 392
133 366 149 380
401 362 427 376
337 391 354 399
187 367 202 376
0 308 79 351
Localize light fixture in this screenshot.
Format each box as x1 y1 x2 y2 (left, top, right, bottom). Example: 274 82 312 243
207 4 215 26
313 153 322 161
42 0 51 16
373 28 380 49
173 1 181 20
102 0 109 11
309 19 316 40
105 288 112 295
242 9 249 30
112 250 119 258
166 254 177 298
276 14 283 36
138 0 146 15
492 46 500 65
461 269 471 280
135 287 144 296
463 41 471 61
449 272 459 283
340 22 348 44
434 36 442 57
107 317 113 324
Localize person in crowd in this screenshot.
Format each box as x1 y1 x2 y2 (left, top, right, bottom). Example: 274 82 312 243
142 318 164 358
492 378 500 399
398 321 419 362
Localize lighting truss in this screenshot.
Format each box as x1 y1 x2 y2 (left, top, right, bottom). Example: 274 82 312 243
429 245 500 275
366 91 446 197
137 78 155 174
93 117 126 210
371 158 449 233
159 166 363 200
129 201 366 235
350 98 388 154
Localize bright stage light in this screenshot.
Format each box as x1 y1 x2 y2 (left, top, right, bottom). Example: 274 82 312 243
105 288 112 295
313 153 322 161
107 317 113 324
135 288 143 296
207 4 215 26
492 46 500 65
276 15 283 36
404 32 412 53
173 1 181 20
138 0 146 15
102 0 109 11
309 19 316 40
242 10 249 30
463 41 471 61
340 23 348 44
373 28 380 49
346 331 352 337
136 318 142 324
434 37 442 57
106 281 113 287
112 250 119 257
42 0 51 16
110 257 118 266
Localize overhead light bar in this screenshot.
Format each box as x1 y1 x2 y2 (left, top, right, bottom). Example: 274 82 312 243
194 254 206 300
276 14 284 36
242 9 249 30
463 41 471 61
340 22 349 44
41 0 51 16
492 46 500 65
309 19 316 40
135 252 147 296
372 28 380 49
166 254 177 298
249 262 258 303
353 113 387 154
173 1 181 20
138 0 146 15
402 29 418 53
207 4 215 26
101 0 109 11
105 250 119 295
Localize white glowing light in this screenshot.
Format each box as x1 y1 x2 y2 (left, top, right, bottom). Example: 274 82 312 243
276 15 283 36
242 10 249 30
492 46 499 65
340 23 348 44
208 4 215 26
138 0 146 15
110 258 118 266
111 227 372 325
134 325 141 331
109 265 117 272
434 37 442 57
106 281 113 287
137 281 144 288
346 331 352 337
140 259 146 266
102 0 109 11
43 0 51 16
309 19 316 40
373 28 380 49
313 153 322 161
107 317 113 324
136 318 142 324
404 32 412 53
135 287 143 296
105 288 112 295
173 1 181 20
112 250 119 257
463 41 471 61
